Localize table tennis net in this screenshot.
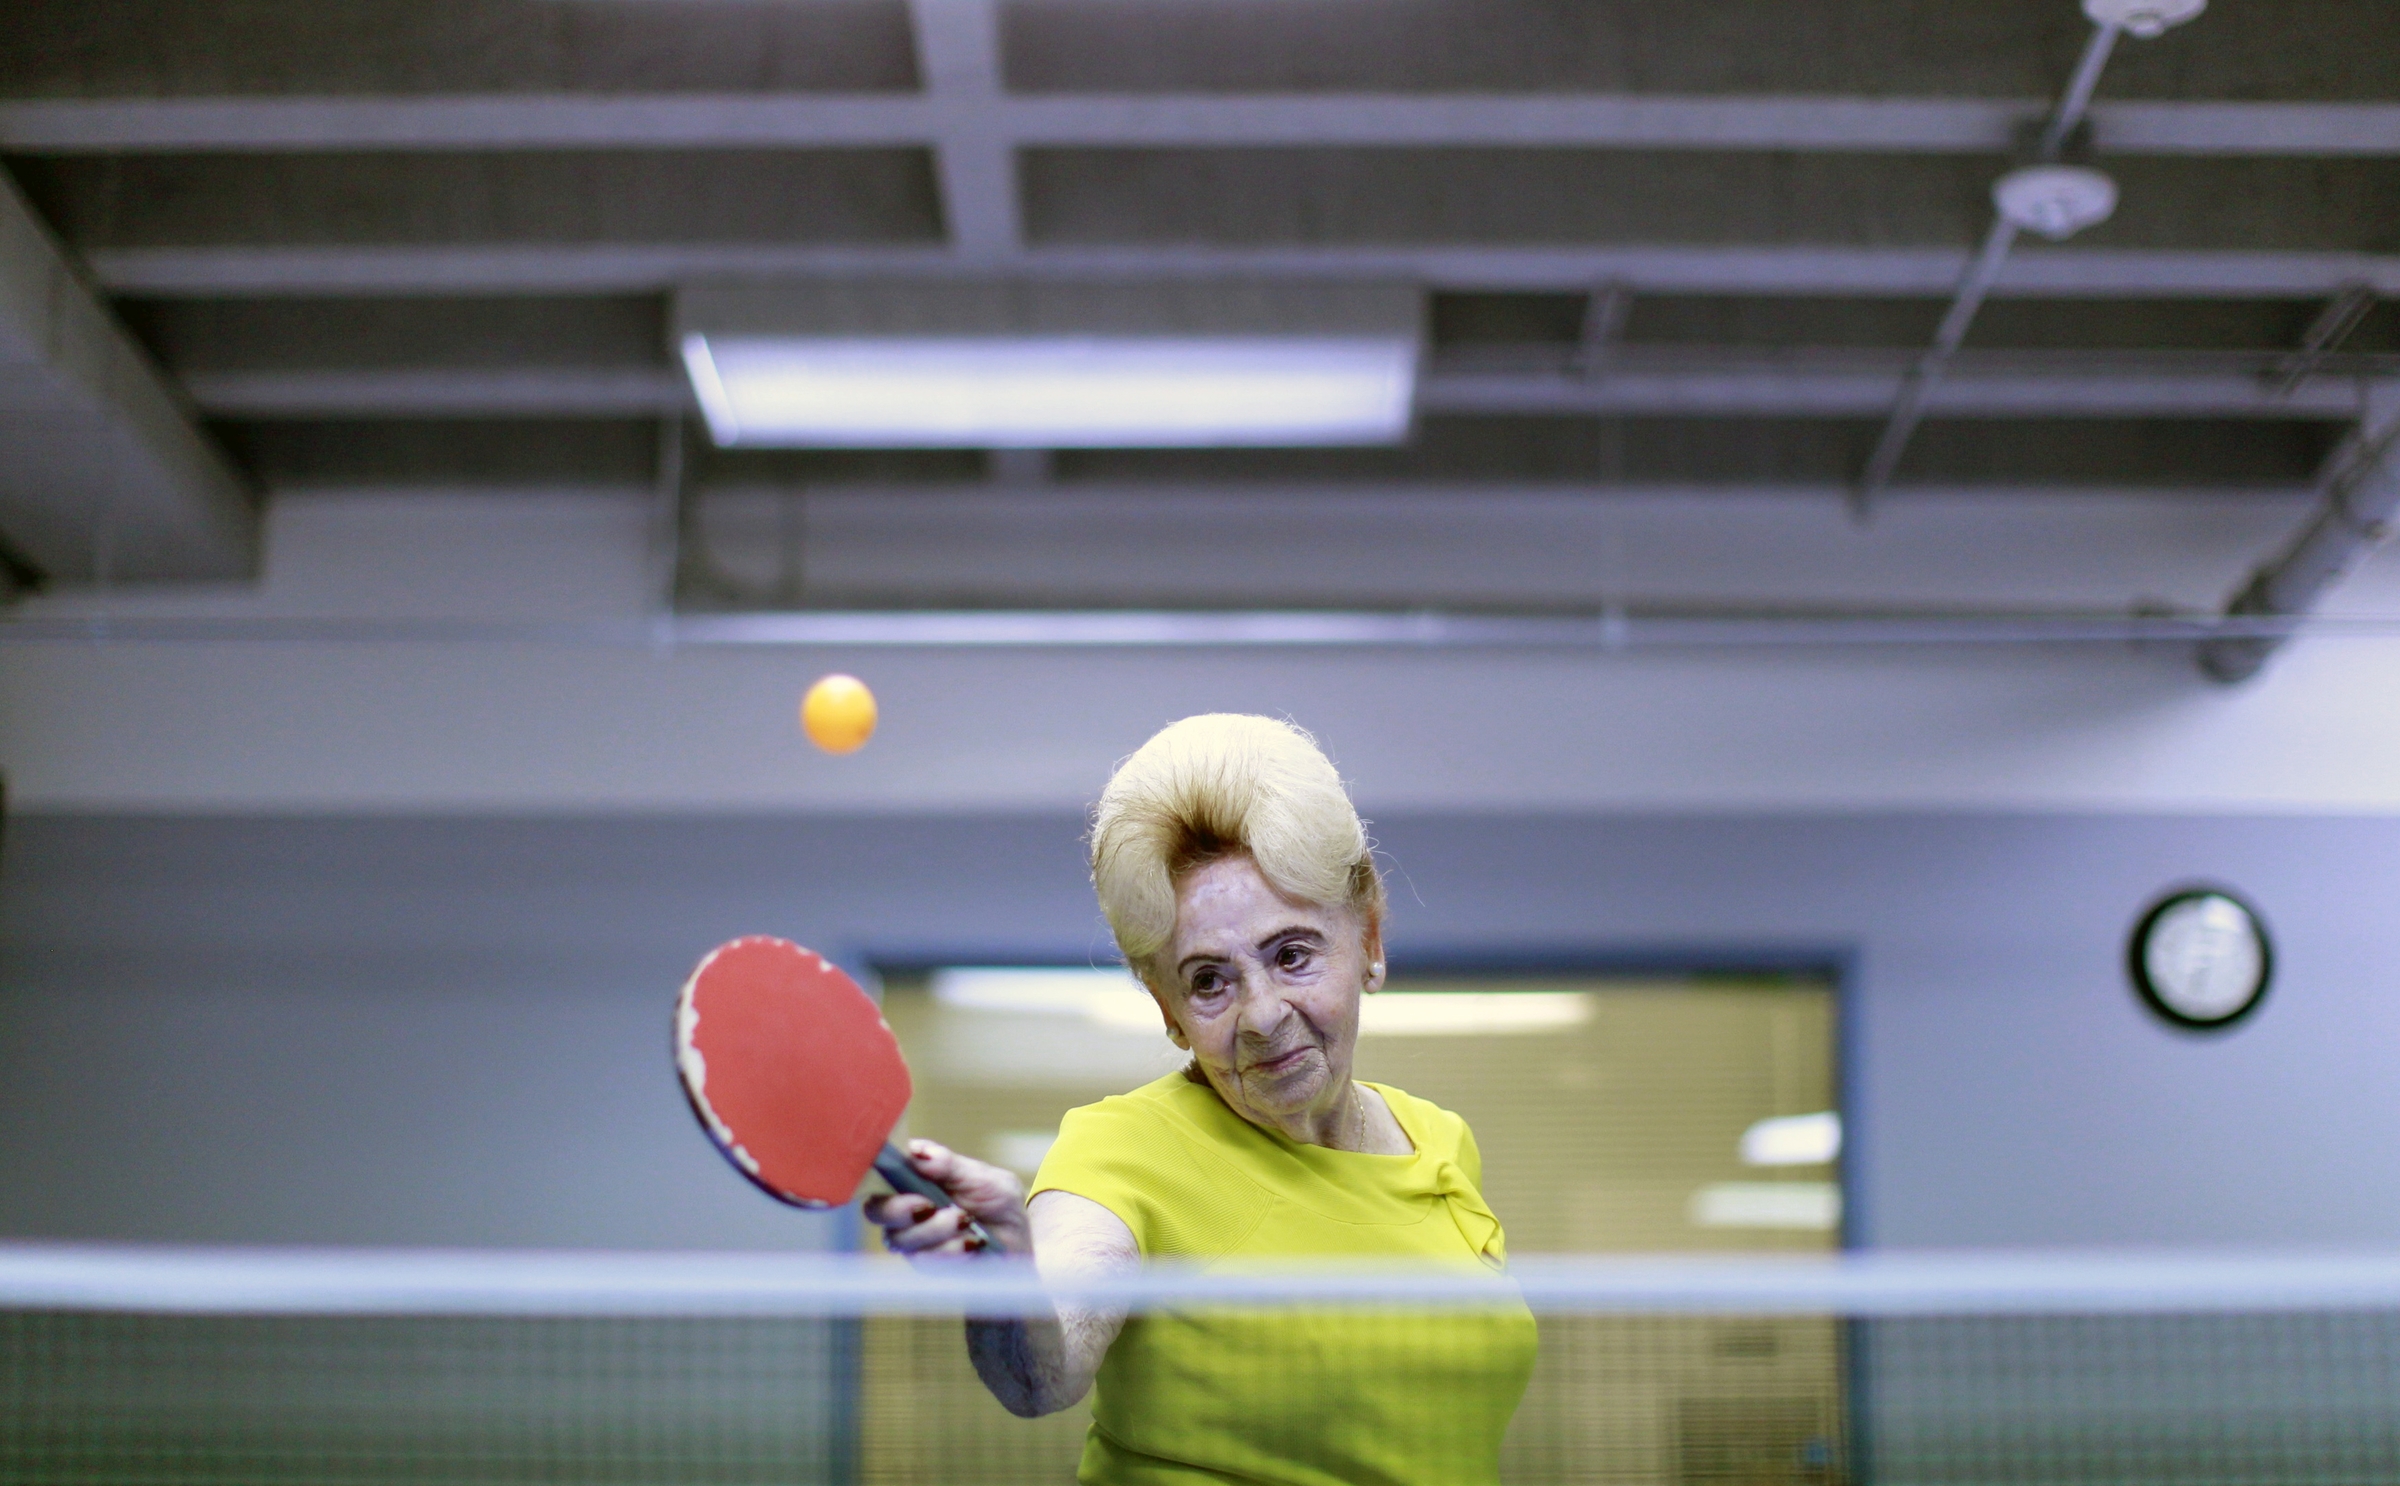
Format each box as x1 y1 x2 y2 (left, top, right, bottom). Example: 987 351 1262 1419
6 1248 2400 1485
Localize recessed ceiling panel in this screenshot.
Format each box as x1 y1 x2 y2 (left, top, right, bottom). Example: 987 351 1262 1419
0 0 921 97
1024 148 2400 255
118 296 668 374
215 418 660 488
1024 148 2013 248
1004 0 2398 101
1057 415 2336 488
7 150 945 249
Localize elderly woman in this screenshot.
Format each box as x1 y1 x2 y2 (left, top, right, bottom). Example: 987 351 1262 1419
866 714 1535 1486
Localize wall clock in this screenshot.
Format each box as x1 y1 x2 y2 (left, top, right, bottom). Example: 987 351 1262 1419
2127 887 2273 1031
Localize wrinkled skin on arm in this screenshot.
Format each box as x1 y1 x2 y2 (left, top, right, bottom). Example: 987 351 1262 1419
864 1140 1136 1417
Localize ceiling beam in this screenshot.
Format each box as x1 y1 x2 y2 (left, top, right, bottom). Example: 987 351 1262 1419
908 0 1019 261
89 242 2400 301
175 357 2375 422
0 173 253 584
3 95 2396 156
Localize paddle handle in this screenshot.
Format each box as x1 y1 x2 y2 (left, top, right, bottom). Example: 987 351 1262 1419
873 1141 997 1252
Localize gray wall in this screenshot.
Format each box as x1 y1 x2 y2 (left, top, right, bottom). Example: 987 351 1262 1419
4 810 2397 1250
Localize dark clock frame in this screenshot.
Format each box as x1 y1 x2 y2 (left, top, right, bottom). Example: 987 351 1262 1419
2126 886 2274 1032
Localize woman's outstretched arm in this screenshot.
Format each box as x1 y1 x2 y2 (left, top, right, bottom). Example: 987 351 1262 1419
864 1140 1136 1417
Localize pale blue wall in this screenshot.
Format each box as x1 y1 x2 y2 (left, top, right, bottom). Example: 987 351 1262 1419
5 811 2397 1249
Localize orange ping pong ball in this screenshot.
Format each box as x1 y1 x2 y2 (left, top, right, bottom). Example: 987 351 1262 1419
801 673 878 754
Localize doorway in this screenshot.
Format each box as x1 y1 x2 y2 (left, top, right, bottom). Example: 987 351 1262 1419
859 966 1846 1486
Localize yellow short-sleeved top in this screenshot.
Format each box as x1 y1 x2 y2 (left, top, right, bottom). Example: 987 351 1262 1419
1029 1071 1539 1486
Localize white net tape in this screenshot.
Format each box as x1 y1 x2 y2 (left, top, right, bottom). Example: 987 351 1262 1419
6 1245 2400 1317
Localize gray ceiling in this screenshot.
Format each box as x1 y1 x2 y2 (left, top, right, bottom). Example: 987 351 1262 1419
0 0 2396 613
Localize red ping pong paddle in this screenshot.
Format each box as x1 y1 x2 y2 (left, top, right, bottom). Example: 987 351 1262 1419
673 935 990 1247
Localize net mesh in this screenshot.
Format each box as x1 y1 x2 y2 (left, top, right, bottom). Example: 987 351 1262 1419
5 1249 2398 1486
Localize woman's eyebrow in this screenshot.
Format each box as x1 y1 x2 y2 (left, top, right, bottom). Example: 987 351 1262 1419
1254 925 1326 954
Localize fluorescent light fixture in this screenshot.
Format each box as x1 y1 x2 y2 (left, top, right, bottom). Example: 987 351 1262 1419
681 334 1415 449
675 282 1421 449
1359 991 1594 1036
1740 1111 1842 1167
1689 1182 1843 1231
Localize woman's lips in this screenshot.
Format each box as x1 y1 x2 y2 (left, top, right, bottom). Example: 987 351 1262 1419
1248 1045 1314 1076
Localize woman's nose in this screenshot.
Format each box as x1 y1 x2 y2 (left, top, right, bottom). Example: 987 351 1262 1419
1234 973 1294 1037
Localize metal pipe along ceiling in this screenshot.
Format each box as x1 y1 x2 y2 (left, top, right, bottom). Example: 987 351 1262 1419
1854 11 2135 515
2200 390 2400 683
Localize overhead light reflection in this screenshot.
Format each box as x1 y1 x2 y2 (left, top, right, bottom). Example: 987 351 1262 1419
1740 1111 1842 1166
1690 1182 1843 1230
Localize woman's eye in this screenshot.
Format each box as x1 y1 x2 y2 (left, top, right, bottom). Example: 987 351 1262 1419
1277 944 1311 969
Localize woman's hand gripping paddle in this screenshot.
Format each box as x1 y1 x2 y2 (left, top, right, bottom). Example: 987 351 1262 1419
673 935 991 1249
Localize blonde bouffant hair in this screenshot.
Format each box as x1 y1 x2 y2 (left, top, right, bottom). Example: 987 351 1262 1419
1090 714 1385 979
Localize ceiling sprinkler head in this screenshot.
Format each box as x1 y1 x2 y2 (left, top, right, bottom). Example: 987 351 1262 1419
1993 164 2120 241
2081 0 2207 39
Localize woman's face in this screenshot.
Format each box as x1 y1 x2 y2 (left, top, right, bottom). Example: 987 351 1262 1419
1150 853 1384 1134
